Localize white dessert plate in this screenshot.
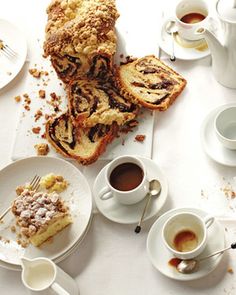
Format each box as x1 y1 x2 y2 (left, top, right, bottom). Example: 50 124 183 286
0 19 27 89
0 211 94 271
147 207 225 281
93 157 168 224
0 156 92 267
158 18 210 61
201 103 236 167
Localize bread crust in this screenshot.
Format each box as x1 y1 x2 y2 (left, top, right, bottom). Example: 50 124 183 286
115 55 187 111
45 112 119 165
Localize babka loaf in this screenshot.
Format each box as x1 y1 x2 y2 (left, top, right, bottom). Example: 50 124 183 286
45 112 118 165
115 55 187 111
68 79 138 127
44 0 119 82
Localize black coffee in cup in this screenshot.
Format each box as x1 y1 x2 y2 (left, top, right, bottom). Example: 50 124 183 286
109 162 143 191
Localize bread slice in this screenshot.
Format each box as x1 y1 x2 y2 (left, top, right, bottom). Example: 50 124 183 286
45 112 118 165
68 79 138 127
115 55 187 111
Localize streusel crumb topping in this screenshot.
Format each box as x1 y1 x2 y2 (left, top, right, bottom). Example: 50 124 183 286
12 189 67 237
44 0 119 57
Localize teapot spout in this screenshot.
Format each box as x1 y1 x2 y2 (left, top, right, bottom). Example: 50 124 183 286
196 27 226 63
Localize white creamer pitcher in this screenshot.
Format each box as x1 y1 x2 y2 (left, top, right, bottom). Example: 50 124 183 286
21 257 79 295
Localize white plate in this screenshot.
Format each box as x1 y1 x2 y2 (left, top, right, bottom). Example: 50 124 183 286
158 18 210 61
93 157 168 224
147 207 225 281
0 212 94 271
0 156 92 267
0 19 27 89
201 103 236 167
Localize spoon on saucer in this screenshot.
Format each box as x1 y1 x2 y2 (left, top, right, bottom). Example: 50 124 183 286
177 242 236 274
134 179 161 233
165 21 178 62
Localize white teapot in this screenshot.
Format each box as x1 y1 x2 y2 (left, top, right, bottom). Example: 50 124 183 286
196 0 236 88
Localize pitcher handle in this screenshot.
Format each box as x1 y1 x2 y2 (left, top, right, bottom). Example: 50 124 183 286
51 282 70 295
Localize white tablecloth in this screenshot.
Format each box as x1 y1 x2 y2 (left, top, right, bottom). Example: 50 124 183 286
1 1 236 294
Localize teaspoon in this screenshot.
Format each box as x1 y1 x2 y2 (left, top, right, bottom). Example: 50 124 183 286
134 179 161 233
165 21 178 62
177 242 236 274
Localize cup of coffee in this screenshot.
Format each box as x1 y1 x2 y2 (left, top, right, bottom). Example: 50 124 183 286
98 155 149 205
214 106 236 150
166 0 209 41
162 212 215 260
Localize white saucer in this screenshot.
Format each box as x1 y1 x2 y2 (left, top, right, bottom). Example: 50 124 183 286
158 19 210 61
147 207 225 281
201 103 236 167
93 157 168 224
0 19 27 89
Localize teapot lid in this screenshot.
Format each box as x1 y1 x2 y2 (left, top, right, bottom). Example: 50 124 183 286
217 0 236 22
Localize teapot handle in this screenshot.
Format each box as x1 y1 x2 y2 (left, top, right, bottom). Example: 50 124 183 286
51 282 70 295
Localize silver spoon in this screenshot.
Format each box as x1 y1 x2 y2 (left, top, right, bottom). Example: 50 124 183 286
134 179 161 233
177 242 236 274
165 21 178 62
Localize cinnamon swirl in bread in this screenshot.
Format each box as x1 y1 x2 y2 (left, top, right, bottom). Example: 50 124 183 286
68 79 138 127
44 0 119 82
115 55 187 111
45 112 118 165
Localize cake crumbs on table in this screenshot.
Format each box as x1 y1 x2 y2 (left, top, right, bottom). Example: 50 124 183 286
220 182 236 199
39 89 46 98
135 134 146 142
227 267 234 274
34 143 49 156
10 225 16 233
32 126 41 134
14 95 21 103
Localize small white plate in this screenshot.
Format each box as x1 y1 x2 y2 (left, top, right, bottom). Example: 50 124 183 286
93 157 168 224
147 207 225 281
0 19 27 89
201 103 236 167
158 18 210 61
0 156 92 267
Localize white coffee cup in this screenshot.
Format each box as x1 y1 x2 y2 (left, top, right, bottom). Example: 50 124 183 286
166 0 209 41
162 212 215 260
214 106 236 150
98 155 149 205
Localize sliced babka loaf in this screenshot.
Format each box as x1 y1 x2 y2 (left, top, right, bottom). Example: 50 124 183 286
115 55 187 111
68 79 138 127
44 0 119 82
45 112 118 165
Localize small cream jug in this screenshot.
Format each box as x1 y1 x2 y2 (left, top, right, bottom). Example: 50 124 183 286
21 257 79 295
196 0 236 88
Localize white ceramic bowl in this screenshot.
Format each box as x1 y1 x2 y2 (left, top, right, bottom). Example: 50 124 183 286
215 106 236 150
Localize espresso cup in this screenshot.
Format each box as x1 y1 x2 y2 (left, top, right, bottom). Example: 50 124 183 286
214 106 236 150
166 0 209 41
162 212 214 260
98 155 149 205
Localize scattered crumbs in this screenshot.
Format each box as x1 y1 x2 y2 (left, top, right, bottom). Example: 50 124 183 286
16 185 24 195
119 53 124 58
201 189 208 199
41 133 46 139
5 239 10 244
34 110 43 121
227 267 234 274
10 225 16 233
29 68 41 78
59 82 62 86
7 71 12 76
34 143 49 156
17 233 22 239
14 95 21 103
221 181 236 199
135 134 146 142
21 240 29 248
121 138 125 146
39 89 46 98
32 127 41 134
